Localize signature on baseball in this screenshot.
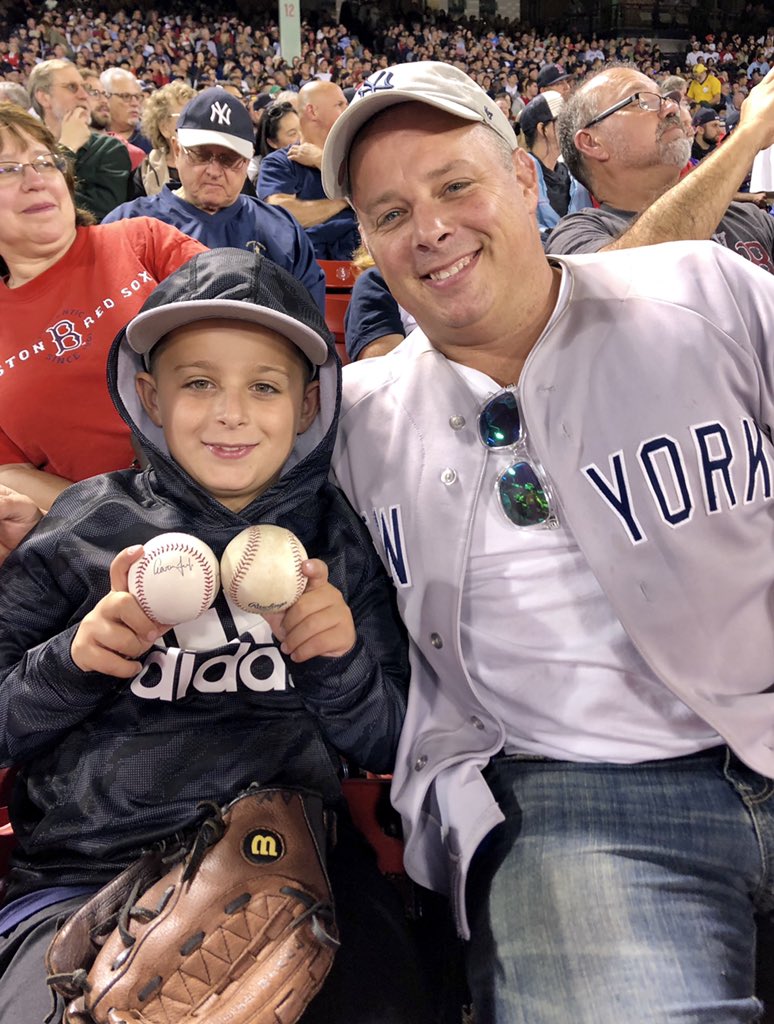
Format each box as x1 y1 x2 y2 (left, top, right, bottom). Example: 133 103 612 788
153 555 195 578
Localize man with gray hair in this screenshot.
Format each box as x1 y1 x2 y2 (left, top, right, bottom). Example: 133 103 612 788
547 65 774 270
28 58 130 221
318 59 774 1022
100 66 151 154
0 81 30 110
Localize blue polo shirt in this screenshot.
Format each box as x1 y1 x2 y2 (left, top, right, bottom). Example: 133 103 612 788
257 148 360 262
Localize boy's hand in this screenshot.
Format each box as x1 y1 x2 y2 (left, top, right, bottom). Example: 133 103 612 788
264 559 356 662
71 545 171 678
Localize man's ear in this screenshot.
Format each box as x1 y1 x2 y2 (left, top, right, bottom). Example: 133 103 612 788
135 372 163 427
573 127 608 165
512 146 539 210
34 87 53 117
297 380 320 434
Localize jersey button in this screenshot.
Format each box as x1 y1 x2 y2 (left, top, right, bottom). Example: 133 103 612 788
440 468 457 485
470 715 485 730
430 633 443 649
449 415 466 430
414 754 428 771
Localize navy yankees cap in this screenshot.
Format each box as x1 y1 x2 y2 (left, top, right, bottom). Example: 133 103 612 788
177 87 254 160
126 249 330 369
321 62 517 200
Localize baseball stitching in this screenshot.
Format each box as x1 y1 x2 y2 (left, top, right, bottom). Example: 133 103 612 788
227 528 261 602
289 536 306 604
133 541 216 620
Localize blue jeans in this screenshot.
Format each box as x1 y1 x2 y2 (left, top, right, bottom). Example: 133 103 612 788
465 747 774 1023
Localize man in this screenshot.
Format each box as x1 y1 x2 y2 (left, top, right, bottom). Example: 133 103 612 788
81 68 145 171
100 66 151 153
519 91 592 233
104 88 324 312
27 58 130 221
547 66 774 272
320 60 774 1023
687 62 721 108
537 62 572 99
258 80 359 261
691 105 722 162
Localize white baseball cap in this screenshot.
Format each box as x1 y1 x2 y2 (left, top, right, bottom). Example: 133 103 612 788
321 61 517 200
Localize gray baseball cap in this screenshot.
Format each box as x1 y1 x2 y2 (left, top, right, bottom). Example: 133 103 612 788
125 249 330 369
321 61 517 200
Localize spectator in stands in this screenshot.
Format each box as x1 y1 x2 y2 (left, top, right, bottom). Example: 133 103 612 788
345 245 416 362
81 68 146 172
519 92 592 233
548 66 774 272
0 103 205 510
0 247 430 1024
725 85 748 132
537 62 572 99
28 59 130 222
687 63 722 108
0 82 30 110
258 80 359 261
257 100 302 158
133 80 195 197
101 66 151 154
104 88 324 312
322 58 774 1024
691 106 722 162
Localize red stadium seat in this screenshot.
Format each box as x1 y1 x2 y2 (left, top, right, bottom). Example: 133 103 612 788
317 259 356 364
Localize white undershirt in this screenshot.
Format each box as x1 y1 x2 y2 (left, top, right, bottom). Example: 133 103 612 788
454 361 721 763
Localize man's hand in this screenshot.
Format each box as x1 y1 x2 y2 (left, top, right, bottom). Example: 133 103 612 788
71 546 170 677
0 485 42 565
263 559 356 662
287 142 323 169
59 106 92 153
734 190 771 208
738 67 774 151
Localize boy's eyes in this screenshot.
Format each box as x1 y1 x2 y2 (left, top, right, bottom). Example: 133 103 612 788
181 379 279 394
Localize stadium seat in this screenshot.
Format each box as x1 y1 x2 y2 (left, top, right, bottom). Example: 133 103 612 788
317 259 356 364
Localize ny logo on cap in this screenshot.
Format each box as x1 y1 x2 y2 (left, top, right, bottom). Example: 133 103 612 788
210 101 232 126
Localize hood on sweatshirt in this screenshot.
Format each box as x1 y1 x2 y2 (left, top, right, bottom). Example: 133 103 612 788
107 247 341 535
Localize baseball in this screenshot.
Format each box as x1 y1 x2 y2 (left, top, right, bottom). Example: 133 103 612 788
128 532 220 625
220 525 307 615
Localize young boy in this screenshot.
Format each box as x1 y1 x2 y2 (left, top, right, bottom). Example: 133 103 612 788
0 249 429 1023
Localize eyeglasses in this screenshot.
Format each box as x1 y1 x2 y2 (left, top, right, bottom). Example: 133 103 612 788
0 153 67 185
583 90 679 128
84 86 109 99
661 89 691 110
110 91 142 103
478 388 558 528
180 145 247 170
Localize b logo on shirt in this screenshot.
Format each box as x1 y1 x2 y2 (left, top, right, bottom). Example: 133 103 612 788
46 319 84 356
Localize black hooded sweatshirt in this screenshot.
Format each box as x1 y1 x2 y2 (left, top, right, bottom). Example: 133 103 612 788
0 291 409 901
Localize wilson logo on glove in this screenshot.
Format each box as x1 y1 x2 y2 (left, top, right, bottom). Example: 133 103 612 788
244 828 285 863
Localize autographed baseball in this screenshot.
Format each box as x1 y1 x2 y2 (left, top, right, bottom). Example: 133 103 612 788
221 525 307 615
128 532 220 625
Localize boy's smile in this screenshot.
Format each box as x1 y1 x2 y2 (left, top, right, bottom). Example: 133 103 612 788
135 318 320 512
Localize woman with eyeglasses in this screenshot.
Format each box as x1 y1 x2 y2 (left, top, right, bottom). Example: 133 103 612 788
133 80 195 197
0 103 206 512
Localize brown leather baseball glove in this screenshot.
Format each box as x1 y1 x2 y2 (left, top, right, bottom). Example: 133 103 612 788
46 787 339 1024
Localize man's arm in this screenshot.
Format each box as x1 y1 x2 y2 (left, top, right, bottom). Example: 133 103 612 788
265 193 350 228
599 67 774 252
258 149 350 228
0 463 71 512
